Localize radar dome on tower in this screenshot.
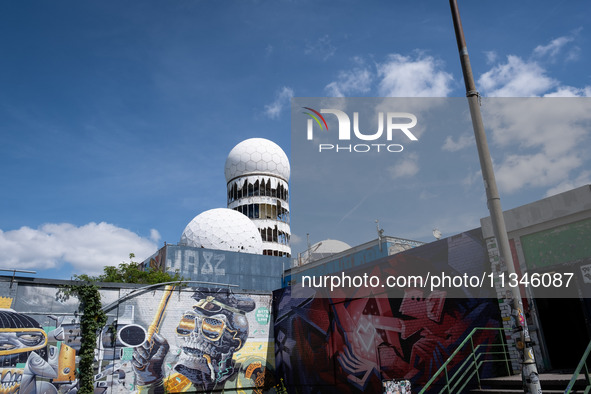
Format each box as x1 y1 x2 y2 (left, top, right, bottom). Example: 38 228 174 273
225 138 291 257
225 138 290 182
180 208 263 254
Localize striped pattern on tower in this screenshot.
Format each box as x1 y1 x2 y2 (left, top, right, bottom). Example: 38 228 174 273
224 138 291 257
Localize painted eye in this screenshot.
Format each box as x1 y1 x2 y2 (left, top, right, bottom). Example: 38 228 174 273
0 342 17 351
176 315 196 335
201 318 225 341
17 332 44 346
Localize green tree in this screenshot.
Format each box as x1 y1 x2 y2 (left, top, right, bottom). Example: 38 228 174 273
75 253 183 284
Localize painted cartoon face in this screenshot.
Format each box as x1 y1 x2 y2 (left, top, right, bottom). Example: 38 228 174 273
0 329 47 356
173 291 253 389
0 311 48 366
0 310 49 394
174 308 248 385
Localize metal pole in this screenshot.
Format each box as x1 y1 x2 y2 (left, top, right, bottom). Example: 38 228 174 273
0 268 37 288
448 1 542 393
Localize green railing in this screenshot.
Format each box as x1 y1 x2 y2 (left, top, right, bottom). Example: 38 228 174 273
565 339 591 394
418 327 517 394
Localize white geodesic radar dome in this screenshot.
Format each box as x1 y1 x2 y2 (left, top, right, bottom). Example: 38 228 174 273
180 208 263 254
224 138 290 182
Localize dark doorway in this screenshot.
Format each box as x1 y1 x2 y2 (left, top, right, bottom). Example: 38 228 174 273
535 297 590 371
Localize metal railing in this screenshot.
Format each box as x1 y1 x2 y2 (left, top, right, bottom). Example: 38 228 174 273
418 327 517 393
565 339 591 394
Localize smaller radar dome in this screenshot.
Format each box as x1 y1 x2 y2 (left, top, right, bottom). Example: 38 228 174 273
300 239 351 265
224 138 290 182
180 208 263 254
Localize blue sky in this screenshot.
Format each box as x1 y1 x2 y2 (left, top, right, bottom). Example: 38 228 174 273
1 0 590 279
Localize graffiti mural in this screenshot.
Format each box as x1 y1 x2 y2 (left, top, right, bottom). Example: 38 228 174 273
1 229 505 393
273 288 500 393
382 379 410 394
0 295 80 393
0 285 275 393
274 230 503 393
129 287 270 392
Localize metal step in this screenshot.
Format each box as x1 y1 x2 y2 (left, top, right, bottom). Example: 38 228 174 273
469 373 587 393
471 390 578 394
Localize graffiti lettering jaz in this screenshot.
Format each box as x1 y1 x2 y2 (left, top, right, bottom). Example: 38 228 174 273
305 109 418 153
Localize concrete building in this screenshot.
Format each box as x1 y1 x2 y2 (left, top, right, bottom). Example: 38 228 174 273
141 243 289 292
481 184 591 371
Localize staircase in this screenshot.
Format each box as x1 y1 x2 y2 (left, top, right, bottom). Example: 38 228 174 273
418 327 591 393
469 373 587 393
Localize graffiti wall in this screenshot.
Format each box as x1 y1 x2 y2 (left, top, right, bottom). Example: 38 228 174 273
0 283 275 393
273 230 503 393
0 230 504 393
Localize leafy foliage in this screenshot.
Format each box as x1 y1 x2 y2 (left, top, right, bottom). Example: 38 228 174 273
59 282 107 393
74 253 183 285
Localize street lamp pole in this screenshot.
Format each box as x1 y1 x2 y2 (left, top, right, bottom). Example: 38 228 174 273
448 1 542 392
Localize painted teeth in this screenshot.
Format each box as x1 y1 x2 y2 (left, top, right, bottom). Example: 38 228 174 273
181 336 217 356
1 372 10 383
0 369 22 393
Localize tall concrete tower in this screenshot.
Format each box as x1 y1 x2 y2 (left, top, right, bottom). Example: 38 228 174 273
224 138 291 257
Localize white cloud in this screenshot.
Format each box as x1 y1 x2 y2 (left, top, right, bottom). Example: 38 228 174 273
377 54 454 97
475 33 591 195
290 233 303 247
544 170 591 197
264 86 294 119
324 53 453 98
387 153 419 179
325 67 373 97
484 50 497 64
483 99 591 194
565 46 581 63
478 55 557 97
0 222 159 276
305 35 336 61
485 99 589 156
544 86 591 97
442 133 474 152
533 35 574 58
150 229 161 243
495 152 582 194
479 34 584 97
419 190 437 200
462 170 481 187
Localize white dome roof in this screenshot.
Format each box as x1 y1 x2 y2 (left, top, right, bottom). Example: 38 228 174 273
301 239 352 265
312 239 352 255
180 208 263 254
224 138 290 182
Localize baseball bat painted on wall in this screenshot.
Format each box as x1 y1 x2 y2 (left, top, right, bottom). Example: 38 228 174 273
147 285 176 340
